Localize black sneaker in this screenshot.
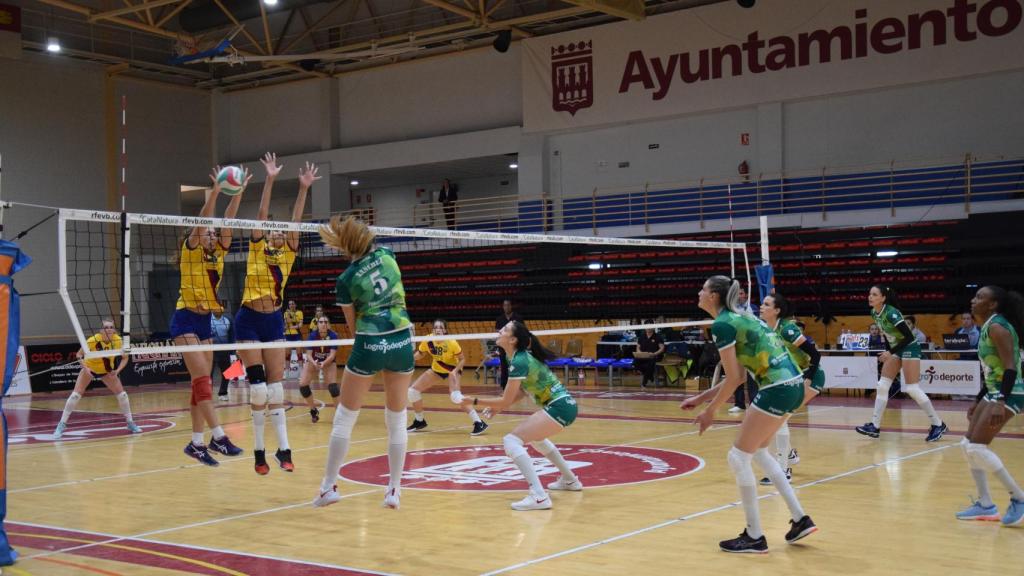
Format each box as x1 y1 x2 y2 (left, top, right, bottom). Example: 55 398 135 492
310 407 320 423
784 515 817 544
184 442 219 467
925 422 948 442
719 530 768 554
209 435 243 456
254 449 270 475
275 448 295 472
407 419 427 432
855 422 880 438
471 421 489 436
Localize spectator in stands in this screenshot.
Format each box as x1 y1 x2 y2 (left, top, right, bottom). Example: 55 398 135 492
438 178 459 230
495 299 524 389
633 321 666 388
956 311 980 360
737 286 757 316
906 315 929 347
868 323 885 350
212 301 234 401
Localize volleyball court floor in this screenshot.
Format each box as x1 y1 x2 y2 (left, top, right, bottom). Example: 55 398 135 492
5 375 1020 575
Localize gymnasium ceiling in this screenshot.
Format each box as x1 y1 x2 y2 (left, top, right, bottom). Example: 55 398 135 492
12 0 728 90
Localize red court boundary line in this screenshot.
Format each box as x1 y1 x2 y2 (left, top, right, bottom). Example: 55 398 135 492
8 521 395 576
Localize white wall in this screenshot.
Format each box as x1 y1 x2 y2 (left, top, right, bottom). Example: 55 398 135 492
0 54 211 340
352 173 519 228
217 79 321 161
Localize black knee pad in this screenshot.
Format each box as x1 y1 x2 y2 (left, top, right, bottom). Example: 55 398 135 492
299 385 313 398
245 364 267 385
328 383 340 398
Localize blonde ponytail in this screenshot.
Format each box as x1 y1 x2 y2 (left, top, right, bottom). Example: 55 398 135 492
319 215 375 260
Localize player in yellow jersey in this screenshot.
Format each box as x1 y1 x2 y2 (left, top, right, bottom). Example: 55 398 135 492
235 154 319 475
53 319 140 439
174 165 248 466
406 319 487 436
283 300 304 371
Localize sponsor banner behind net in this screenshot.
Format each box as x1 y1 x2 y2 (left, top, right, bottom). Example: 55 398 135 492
26 342 189 392
915 359 981 395
522 0 1024 132
822 356 878 389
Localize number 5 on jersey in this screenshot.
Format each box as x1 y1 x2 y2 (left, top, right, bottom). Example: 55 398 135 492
370 270 389 295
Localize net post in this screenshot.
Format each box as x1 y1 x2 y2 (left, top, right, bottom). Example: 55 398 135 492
119 94 132 349
58 210 89 350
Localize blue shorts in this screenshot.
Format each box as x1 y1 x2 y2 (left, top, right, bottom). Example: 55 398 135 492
171 309 212 341
285 333 302 342
235 307 285 343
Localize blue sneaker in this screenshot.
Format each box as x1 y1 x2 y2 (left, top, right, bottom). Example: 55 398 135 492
1002 498 1024 526
126 421 142 434
209 435 244 456
855 422 880 438
925 422 948 442
956 500 1000 521
53 422 66 440
184 442 219 467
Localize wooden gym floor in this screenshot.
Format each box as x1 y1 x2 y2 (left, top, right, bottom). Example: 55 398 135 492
4 373 1021 575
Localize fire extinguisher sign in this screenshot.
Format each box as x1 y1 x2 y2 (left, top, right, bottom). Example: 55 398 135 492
740 133 750 146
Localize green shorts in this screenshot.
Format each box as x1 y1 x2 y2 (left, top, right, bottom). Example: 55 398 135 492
896 342 922 360
345 329 415 376
808 367 826 393
751 377 806 417
983 392 1024 415
542 396 578 427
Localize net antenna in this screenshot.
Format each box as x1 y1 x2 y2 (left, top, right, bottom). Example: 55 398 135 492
57 209 747 360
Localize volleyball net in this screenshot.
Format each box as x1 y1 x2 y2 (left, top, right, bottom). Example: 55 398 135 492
57 208 749 360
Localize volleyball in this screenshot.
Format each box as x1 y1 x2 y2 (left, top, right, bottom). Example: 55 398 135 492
216 166 245 195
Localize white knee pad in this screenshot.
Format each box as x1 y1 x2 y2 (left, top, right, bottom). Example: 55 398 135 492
116 391 129 401
504 433 528 460
407 387 422 404
877 377 894 393
727 446 756 487
249 382 268 406
450 390 464 404
903 383 929 404
530 439 556 455
331 406 360 439
385 409 407 444
966 443 1004 473
69 392 82 402
753 448 782 474
267 381 284 405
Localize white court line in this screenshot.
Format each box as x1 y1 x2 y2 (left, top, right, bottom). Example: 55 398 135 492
477 443 957 576
11 415 519 494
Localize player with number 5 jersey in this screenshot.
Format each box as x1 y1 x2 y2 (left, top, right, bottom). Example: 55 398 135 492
314 215 414 511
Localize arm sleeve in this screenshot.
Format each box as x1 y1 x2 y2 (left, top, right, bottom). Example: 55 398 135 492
798 339 821 378
1001 369 1018 398
976 384 989 403
888 321 916 356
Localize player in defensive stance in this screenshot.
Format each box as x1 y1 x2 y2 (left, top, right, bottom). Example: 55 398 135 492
313 216 414 510
407 319 487 436
460 320 581 511
855 285 947 441
686 276 816 553
53 320 141 439
299 316 338 423
955 286 1024 525
236 154 318 475
174 167 246 465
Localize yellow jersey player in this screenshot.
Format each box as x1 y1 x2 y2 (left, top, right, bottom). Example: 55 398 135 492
283 300 304 369
406 319 486 436
173 165 247 466
53 320 140 439
235 154 318 475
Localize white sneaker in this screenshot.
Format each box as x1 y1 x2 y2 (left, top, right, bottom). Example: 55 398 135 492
313 485 341 508
787 449 800 466
217 395 229 403
53 421 66 440
547 476 583 491
383 485 401 509
511 493 552 511
728 406 744 414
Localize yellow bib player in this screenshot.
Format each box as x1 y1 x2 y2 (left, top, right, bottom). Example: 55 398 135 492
405 320 487 435
53 320 141 440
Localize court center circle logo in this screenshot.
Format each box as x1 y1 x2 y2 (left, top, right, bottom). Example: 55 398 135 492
340 443 703 491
